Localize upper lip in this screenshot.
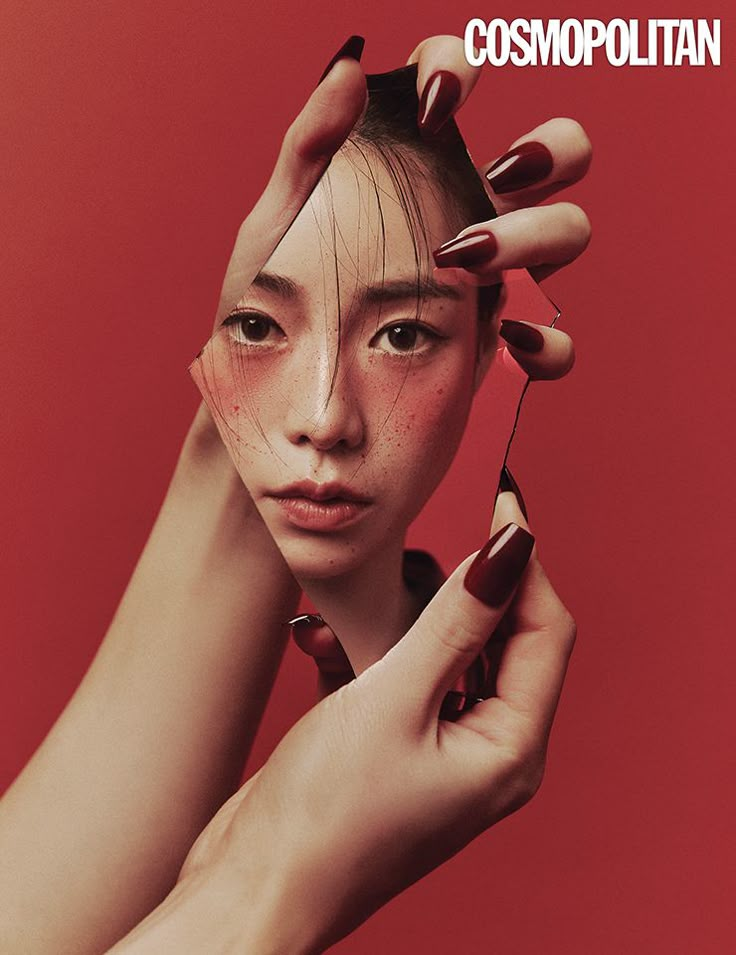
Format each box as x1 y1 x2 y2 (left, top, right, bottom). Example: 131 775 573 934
269 480 372 504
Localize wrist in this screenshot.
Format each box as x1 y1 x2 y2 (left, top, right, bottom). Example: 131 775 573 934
167 404 296 590
173 402 247 498
108 863 320 955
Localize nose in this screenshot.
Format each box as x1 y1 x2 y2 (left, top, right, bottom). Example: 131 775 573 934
284 350 366 452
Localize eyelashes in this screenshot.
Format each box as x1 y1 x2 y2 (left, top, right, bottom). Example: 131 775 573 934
223 309 446 359
368 321 445 357
222 310 286 348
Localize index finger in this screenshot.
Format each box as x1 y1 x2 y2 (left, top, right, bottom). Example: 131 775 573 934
408 35 481 134
214 50 367 328
458 489 576 748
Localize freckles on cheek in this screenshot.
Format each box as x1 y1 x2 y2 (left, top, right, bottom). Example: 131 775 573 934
204 351 279 452
395 364 474 441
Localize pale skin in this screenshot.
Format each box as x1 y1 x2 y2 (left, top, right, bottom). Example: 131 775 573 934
109 491 577 954
0 36 590 954
194 144 496 674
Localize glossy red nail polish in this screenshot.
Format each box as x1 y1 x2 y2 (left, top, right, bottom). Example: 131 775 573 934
497 465 528 520
433 231 497 269
464 523 535 608
440 654 489 722
418 70 461 135
318 35 365 84
499 320 545 353
486 141 554 194
287 613 326 632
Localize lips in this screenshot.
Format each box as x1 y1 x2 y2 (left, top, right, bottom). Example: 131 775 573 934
271 480 371 504
267 480 372 531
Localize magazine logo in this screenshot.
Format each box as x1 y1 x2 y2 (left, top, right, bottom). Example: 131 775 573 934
464 19 720 67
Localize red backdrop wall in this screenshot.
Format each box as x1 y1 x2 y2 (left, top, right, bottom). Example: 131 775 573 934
3 2 734 952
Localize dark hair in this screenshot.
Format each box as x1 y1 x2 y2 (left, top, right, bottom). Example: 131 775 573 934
353 64 501 323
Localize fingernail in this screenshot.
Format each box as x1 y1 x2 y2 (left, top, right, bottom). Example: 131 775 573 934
287 613 326 632
418 70 461 135
464 523 534 608
318 35 365 84
497 466 528 520
433 231 497 269
500 320 545 354
485 142 554 194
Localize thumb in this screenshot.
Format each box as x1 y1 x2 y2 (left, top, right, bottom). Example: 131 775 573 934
214 51 367 326
379 523 534 725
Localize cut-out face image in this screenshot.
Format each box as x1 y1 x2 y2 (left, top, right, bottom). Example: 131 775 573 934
192 67 558 682
192 69 504 589
196 150 495 581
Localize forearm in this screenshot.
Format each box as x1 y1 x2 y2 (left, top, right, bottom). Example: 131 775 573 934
0 412 301 953
107 864 318 955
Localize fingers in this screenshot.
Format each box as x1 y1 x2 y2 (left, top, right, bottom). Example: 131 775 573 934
214 52 367 327
407 35 481 135
499 321 575 381
491 469 530 536
465 486 576 748
290 615 355 699
481 117 593 215
380 522 534 727
473 558 577 750
433 202 592 285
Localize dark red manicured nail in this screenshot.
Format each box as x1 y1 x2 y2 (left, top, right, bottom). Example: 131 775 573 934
433 230 497 269
287 613 326 632
485 141 554 194
464 523 534 608
497 466 528 520
500 320 545 353
318 36 365 84
418 71 462 135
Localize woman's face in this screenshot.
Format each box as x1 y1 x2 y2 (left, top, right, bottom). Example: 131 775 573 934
195 148 493 579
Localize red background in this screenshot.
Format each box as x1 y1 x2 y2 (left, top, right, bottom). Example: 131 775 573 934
2 2 734 952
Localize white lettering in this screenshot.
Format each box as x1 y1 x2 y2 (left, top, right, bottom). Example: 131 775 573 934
675 20 698 65
628 20 649 66
606 18 629 67
461 19 721 69
583 20 606 66
487 19 512 66
560 19 585 66
698 19 720 66
464 18 487 67
658 19 679 66
509 19 532 67
529 18 559 66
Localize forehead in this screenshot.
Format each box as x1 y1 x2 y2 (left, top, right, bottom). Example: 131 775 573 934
264 146 454 288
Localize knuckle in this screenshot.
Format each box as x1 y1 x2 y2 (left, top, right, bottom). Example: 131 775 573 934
496 742 547 812
431 602 487 662
560 203 592 249
550 117 593 168
556 333 576 377
561 609 578 652
543 601 578 656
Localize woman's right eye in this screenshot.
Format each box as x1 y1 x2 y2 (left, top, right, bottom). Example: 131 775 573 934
222 311 286 347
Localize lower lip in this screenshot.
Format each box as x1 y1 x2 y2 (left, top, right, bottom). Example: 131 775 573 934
272 496 371 531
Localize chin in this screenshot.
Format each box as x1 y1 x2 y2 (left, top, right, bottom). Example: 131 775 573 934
272 531 376 582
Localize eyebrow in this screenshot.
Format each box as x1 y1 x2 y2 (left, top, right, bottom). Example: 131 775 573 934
252 270 300 299
250 270 465 306
361 277 465 305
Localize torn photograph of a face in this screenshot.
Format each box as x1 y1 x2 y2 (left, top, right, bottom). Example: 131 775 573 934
190 65 558 689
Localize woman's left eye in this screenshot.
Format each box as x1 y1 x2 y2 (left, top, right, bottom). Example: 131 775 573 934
370 322 442 356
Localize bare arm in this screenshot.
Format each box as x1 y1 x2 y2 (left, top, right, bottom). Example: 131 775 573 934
108 489 576 955
0 52 367 954
0 408 300 953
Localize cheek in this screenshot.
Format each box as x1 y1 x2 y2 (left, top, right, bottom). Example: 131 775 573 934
193 343 285 461
363 351 476 487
